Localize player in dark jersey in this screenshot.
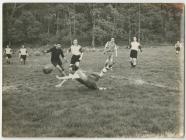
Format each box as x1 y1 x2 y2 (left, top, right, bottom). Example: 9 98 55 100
44 44 67 76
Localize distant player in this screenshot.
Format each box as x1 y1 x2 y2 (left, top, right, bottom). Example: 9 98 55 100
99 38 117 77
129 37 142 67
19 45 28 65
4 45 12 64
68 39 83 73
44 44 67 76
104 38 118 69
175 41 182 54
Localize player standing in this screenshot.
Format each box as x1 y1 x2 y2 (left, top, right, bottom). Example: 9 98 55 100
129 37 142 67
4 45 12 64
104 38 117 70
175 41 182 54
68 39 83 73
19 45 28 65
44 44 67 76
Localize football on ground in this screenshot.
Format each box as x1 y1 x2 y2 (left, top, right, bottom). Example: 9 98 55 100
43 64 53 74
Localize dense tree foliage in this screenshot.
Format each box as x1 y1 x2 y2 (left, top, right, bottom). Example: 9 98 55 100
3 3 184 47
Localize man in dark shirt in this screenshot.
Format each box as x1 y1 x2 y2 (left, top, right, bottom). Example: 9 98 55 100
44 44 67 76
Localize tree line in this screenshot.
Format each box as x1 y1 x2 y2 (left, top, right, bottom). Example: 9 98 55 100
3 3 184 47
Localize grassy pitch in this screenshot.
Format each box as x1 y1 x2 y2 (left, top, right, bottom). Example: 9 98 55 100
2 46 184 137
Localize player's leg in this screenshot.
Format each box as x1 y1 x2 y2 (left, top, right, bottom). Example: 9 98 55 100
75 61 80 70
56 60 66 76
20 55 23 64
129 57 133 66
69 55 76 73
5 55 9 64
104 52 110 69
8 55 11 64
108 54 114 70
132 50 138 67
129 50 134 66
23 55 26 65
133 58 137 67
69 55 80 73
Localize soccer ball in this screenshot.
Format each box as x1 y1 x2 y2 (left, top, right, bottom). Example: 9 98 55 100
43 64 53 74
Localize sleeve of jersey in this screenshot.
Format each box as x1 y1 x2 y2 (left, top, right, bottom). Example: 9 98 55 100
46 48 52 53
105 42 108 48
129 43 132 49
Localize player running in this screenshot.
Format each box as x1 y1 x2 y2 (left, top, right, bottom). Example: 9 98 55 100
129 37 142 67
44 43 67 76
19 45 28 65
175 41 182 54
99 38 117 77
4 45 12 64
68 39 83 73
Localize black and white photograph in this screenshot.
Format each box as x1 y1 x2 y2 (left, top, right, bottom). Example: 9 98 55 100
1 0 185 137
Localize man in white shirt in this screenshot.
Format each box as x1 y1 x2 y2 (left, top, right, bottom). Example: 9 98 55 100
129 37 142 67
68 39 83 73
4 45 12 64
19 45 28 65
175 41 182 54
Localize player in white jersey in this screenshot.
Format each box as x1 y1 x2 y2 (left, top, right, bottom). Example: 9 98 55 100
19 45 28 65
68 39 83 72
129 37 142 67
4 45 12 64
175 41 182 54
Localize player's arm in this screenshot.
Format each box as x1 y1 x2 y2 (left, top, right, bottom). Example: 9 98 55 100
18 50 21 58
10 49 13 54
128 42 132 49
44 48 52 53
114 44 118 57
180 43 182 48
26 50 29 56
79 47 83 60
174 44 177 48
139 44 142 52
103 42 108 54
67 47 71 54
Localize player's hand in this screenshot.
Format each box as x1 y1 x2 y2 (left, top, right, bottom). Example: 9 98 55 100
79 57 82 61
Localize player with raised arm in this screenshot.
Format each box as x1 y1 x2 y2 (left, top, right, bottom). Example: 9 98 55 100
4 45 12 64
68 39 83 73
19 45 28 65
129 37 142 67
43 43 67 76
175 41 182 54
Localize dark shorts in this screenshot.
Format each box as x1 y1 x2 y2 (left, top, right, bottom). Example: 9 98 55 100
51 59 64 70
130 50 138 58
6 54 12 58
176 47 180 51
71 55 81 64
21 55 27 60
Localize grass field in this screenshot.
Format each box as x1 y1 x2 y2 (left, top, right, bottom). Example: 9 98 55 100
2 46 184 137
